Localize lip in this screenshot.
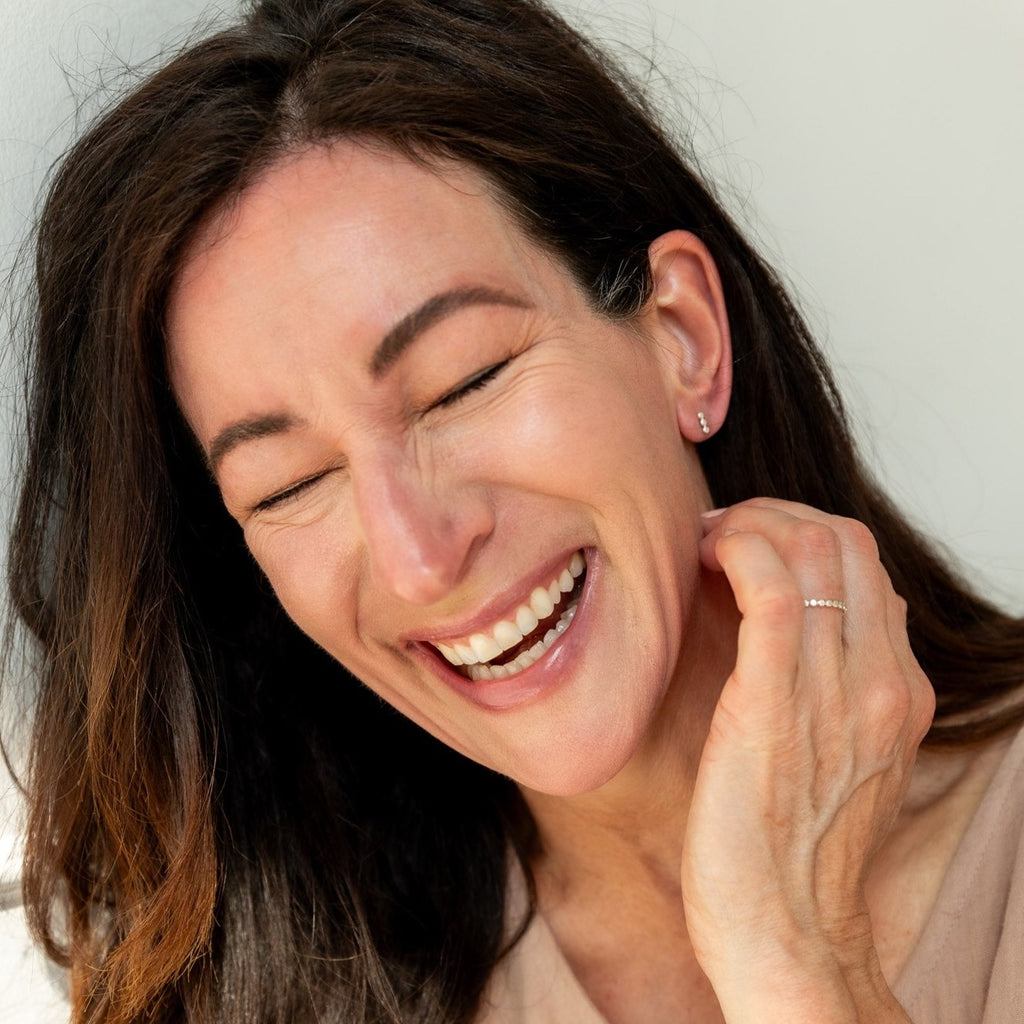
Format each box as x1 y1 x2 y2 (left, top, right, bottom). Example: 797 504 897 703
406 547 586 648
407 547 598 711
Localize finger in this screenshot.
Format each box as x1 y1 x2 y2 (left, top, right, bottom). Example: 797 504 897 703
702 503 846 604
704 502 889 652
778 514 936 756
800 515 929 748
807 515 887 653
704 500 877 616
713 528 805 706
704 504 847 671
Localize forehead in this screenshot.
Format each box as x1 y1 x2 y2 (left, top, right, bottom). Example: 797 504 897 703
165 142 575 445
173 142 538 313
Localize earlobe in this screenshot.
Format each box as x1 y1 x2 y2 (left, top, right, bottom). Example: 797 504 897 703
647 230 733 442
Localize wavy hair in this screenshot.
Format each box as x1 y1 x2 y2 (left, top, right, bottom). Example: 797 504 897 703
7 0 1024 1020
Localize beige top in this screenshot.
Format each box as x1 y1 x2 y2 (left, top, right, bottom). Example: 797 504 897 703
479 725 1024 1023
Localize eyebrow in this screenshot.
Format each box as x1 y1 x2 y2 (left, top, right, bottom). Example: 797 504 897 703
369 285 530 378
206 285 530 472
207 412 302 474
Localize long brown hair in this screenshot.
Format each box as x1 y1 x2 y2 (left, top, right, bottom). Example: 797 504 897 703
6 0 1023 1021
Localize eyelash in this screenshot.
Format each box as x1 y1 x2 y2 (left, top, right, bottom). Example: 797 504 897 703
252 360 510 513
252 472 326 513
434 359 509 408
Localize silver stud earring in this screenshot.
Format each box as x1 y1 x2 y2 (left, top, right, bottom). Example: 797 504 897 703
697 411 710 435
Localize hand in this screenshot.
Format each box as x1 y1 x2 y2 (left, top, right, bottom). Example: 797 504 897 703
684 498 934 1022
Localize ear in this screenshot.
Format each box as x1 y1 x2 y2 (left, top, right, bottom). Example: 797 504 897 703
645 230 732 442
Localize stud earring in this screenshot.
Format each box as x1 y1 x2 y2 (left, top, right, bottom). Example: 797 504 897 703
697 411 710 435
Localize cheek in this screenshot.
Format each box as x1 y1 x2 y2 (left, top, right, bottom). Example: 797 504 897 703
246 517 359 645
449 360 683 502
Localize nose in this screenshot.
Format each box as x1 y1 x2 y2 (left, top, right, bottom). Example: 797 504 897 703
351 445 493 605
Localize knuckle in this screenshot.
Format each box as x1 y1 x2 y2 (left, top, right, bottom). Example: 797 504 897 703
863 665 934 745
743 496 780 512
871 674 914 723
789 520 841 561
913 675 938 738
752 581 804 623
715 507 756 535
713 529 748 561
834 517 880 561
862 686 912 749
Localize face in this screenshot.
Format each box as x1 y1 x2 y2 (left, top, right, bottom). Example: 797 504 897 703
168 143 716 796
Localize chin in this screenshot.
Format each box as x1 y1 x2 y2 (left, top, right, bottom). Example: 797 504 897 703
501 714 648 798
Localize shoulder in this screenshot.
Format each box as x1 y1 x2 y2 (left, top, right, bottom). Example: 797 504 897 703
894 723 1024 1021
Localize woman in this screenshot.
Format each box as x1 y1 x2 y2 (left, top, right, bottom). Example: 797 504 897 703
6 0 1023 1021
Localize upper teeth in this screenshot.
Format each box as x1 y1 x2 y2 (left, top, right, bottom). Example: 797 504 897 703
435 551 585 666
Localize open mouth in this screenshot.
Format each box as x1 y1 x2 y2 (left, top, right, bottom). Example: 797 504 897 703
431 551 586 681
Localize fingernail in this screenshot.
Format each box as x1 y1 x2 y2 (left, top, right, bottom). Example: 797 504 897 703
701 507 727 520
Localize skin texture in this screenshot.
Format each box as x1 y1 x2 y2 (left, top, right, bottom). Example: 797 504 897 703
168 143 735 798
168 142 945 1022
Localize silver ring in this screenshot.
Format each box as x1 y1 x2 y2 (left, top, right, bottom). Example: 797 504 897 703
804 598 847 612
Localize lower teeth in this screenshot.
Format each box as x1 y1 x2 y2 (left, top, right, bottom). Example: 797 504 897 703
465 599 578 681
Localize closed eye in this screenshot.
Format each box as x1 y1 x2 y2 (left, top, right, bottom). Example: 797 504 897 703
249 361 509 512
251 471 328 513
434 359 510 409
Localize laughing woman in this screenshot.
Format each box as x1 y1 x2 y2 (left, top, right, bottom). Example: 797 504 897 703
6 1 1024 1022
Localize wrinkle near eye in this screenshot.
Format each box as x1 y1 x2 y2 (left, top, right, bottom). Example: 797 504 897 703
224 449 350 524
431 359 511 411
251 471 326 513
